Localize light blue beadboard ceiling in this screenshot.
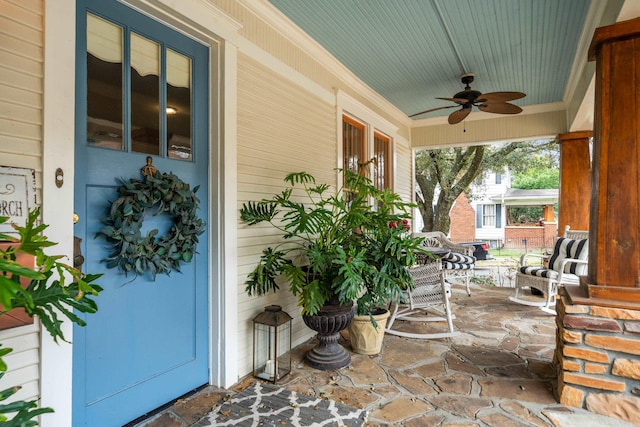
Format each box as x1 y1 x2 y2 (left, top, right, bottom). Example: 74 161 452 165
268 0 591 120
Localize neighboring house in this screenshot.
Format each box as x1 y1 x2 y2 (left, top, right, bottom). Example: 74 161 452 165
450 171 559 249
447 171 508 244
469 171 510 245
0 1 630 426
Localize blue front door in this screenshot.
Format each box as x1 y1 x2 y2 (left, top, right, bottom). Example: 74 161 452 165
73 1 209 425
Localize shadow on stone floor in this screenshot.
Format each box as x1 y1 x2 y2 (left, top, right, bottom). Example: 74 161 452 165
134 284 636 427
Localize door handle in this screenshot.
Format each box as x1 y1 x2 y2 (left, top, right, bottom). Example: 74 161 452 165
73 236 85 271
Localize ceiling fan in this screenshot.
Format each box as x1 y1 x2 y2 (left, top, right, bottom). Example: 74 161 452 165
410 73 526 124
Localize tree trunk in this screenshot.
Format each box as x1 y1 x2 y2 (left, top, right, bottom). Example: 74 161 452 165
416 146 485 234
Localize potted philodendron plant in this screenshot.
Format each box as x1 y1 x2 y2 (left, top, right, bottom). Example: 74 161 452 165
240 163 426 368
0 209 102 425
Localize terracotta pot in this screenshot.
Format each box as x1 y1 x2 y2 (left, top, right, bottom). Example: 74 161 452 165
302 301 354 370
348 308 390 355
0 242 35 330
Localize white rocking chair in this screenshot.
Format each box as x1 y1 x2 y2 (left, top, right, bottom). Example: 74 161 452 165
508 235 588 314
385 260 458 339
412 232 476 296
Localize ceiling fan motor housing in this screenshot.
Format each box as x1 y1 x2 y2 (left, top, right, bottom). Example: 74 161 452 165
456 73 480 103
454 89 482 103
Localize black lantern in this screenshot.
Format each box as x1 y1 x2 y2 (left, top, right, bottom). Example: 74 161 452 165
252 305 292 382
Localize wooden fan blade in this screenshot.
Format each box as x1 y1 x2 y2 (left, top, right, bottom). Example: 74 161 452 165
478 102 523 114
448 108 471 124
477 91 526 103
409 104 459 118
436 97 468 105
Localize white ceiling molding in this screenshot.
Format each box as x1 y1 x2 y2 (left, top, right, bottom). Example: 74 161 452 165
564 0 637 132
243 0 411 127
562 0 608 106
122 0 243 44
569 78 595 132
619 0 640 20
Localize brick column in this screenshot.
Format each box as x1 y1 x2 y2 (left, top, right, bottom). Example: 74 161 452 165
556 18 640 423
557 131 591 233
555 294 640 423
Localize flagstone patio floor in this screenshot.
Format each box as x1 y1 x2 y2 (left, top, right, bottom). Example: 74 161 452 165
133 282 635 427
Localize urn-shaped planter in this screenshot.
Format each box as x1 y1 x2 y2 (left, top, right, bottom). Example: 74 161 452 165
302 302 354 370
348 308 390 355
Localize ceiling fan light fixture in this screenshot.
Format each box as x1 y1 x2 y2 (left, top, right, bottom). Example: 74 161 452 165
410 73 526 123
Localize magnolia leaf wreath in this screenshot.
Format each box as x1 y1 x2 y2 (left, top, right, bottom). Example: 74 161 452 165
97 171 205 279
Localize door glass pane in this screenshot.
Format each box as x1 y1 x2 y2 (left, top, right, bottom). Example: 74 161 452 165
166 49 192 160
131 33 160 155
86 13 123 150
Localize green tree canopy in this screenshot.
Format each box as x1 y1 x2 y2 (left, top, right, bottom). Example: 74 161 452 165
512 168 559 189
415 139 557 233
511 150 559 189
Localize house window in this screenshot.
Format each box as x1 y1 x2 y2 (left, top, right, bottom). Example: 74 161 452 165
495 173 502 184
373 132 391 190
342 115 365 176
482 204 496 227
476 204 502 229
341 112 393 193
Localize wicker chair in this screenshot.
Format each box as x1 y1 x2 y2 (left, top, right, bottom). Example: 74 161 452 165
563 225 589 240
385 259 458 339
508 232 588 314
412 231 476 296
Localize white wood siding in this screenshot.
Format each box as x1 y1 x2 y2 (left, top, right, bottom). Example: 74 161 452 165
0 324 40 402
236 53 337 376
0 0 43 405
394 137 413 204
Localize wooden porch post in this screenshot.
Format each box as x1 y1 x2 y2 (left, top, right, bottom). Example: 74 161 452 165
557 131 591 234
577 17 640 305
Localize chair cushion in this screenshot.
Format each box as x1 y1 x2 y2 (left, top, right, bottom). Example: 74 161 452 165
548 238 588 275
443 261 474 270
519 266 559 279
443 252 476 264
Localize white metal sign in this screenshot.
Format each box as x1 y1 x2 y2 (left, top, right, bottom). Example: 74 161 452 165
0 166 36 235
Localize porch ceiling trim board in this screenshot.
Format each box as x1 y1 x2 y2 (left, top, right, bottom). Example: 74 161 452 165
564 0 616 131
411 109 566 149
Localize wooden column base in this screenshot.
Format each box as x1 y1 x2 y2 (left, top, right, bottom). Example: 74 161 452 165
563 277 640 310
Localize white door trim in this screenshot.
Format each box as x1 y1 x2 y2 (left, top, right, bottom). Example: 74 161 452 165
41 0 76 425
41 1 241 425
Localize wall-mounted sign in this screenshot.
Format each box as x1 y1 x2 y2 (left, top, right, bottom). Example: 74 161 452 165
0 166 36 235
